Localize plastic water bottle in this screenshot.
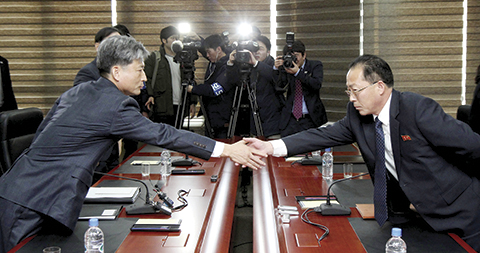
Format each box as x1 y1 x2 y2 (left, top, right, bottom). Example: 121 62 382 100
322 148 333 180
161 150 172 176
385 227 407 253
84 218 104 253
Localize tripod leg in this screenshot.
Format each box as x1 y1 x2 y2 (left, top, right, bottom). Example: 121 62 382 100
246 82 264 137
227 85 244 138
175 85 188 129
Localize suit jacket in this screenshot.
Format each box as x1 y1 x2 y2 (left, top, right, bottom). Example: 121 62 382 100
274 59 327 130
0 77 215 232
282 89 480 235
0 56 18 112
73 58 100 86
469 81 480 133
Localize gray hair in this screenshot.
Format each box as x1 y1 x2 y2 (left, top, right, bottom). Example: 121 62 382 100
97 35 149 75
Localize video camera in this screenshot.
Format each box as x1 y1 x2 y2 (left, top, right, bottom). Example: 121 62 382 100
282 32 297 68
172 40 202 65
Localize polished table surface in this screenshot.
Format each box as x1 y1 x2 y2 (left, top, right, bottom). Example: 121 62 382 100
9 143 477 252
253 153 477 253
10 143 239 253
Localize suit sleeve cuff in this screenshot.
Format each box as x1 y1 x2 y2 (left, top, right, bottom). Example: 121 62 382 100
269 139 288 157
211 141 225 157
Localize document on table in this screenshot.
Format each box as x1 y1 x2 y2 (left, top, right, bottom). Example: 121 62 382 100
85 187 140 203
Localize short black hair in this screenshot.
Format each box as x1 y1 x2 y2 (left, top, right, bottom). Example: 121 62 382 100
114 24 131 37
348 54 394 87
254 35 271 51
95 27 119 43
283 40 305 56
204 34 225 52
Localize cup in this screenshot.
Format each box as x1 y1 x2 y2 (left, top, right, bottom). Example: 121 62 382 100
43 246 61 253
343 163 353 178
141 163 150 177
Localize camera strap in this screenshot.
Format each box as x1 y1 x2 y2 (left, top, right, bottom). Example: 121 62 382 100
151 51 162 89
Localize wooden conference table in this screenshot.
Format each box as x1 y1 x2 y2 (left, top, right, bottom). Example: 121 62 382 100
10 141 477 252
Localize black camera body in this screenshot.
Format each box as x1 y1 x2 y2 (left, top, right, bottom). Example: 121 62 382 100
174 41 201 65
282 32 297 68
233 40 259 64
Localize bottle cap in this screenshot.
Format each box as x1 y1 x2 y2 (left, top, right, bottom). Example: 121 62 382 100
325 148 331 152
391 227 402 237
89 218 99 227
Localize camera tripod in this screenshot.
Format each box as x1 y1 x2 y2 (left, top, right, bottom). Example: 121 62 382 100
173 63 205 166
227 66 264 138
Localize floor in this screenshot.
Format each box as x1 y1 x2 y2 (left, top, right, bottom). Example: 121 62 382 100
231 168 254 253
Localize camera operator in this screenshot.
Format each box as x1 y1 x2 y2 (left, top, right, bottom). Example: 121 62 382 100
226 35 282 138
145 26 200 126
274 40 327 137
187 34 234 138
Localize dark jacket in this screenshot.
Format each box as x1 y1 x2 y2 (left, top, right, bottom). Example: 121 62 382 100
144 46 175 117
0 77 215 232
469 81 480 133
227 55 282 137
73 58 100 86
191 55 234 130
0 56 18 112
274 59 327 130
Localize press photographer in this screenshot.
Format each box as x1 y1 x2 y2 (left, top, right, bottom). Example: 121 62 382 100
274 34 328 137
187 34 234 138
227 35 282 138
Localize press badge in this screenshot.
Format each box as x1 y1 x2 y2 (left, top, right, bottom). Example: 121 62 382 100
211 82 224 96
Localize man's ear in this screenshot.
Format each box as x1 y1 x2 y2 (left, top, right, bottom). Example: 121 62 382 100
112 66 121 82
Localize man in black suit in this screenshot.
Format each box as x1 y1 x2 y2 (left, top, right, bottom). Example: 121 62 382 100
0 55 18 112
0 35 265 253
246 55 480 251
73 27 120 86
274 40 327 137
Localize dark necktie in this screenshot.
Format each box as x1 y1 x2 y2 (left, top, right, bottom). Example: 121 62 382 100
293 79 303 120
374 117 388 226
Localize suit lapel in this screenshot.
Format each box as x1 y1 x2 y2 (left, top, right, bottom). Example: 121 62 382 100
390 90 402 177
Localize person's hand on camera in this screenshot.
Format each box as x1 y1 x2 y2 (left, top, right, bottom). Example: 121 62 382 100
275 56 284 69
284 60 299 75
228 49 237 65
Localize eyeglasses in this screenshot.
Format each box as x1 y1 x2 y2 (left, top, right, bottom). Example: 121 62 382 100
345 81 380 97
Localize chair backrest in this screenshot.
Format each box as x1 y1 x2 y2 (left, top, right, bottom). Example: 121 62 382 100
0 107 43 175
457 104 472 124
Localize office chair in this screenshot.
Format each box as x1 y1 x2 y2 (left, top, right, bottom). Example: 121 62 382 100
0 107 43 175
457 104 471 124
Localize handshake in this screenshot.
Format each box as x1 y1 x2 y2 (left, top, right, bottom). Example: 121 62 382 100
220 138 274 170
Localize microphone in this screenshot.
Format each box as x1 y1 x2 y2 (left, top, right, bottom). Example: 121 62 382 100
93 171 172 216
291 154 322 165
171 40 183 54
315 172 369 216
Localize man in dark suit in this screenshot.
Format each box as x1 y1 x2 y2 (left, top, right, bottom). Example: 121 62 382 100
73 27 120 86
274 40 327 137
0 55 18 112
0 35 265 253
246 55 480 251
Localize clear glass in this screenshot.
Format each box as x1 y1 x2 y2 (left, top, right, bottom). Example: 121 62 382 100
343 163 353 178
141 163 150 177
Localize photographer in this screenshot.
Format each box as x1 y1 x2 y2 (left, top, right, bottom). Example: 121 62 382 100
274 40 327 137
226 35 282 138
187 34 234 138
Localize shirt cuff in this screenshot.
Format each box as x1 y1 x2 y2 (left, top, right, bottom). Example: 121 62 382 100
211 141 225 157
269 139 288 157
